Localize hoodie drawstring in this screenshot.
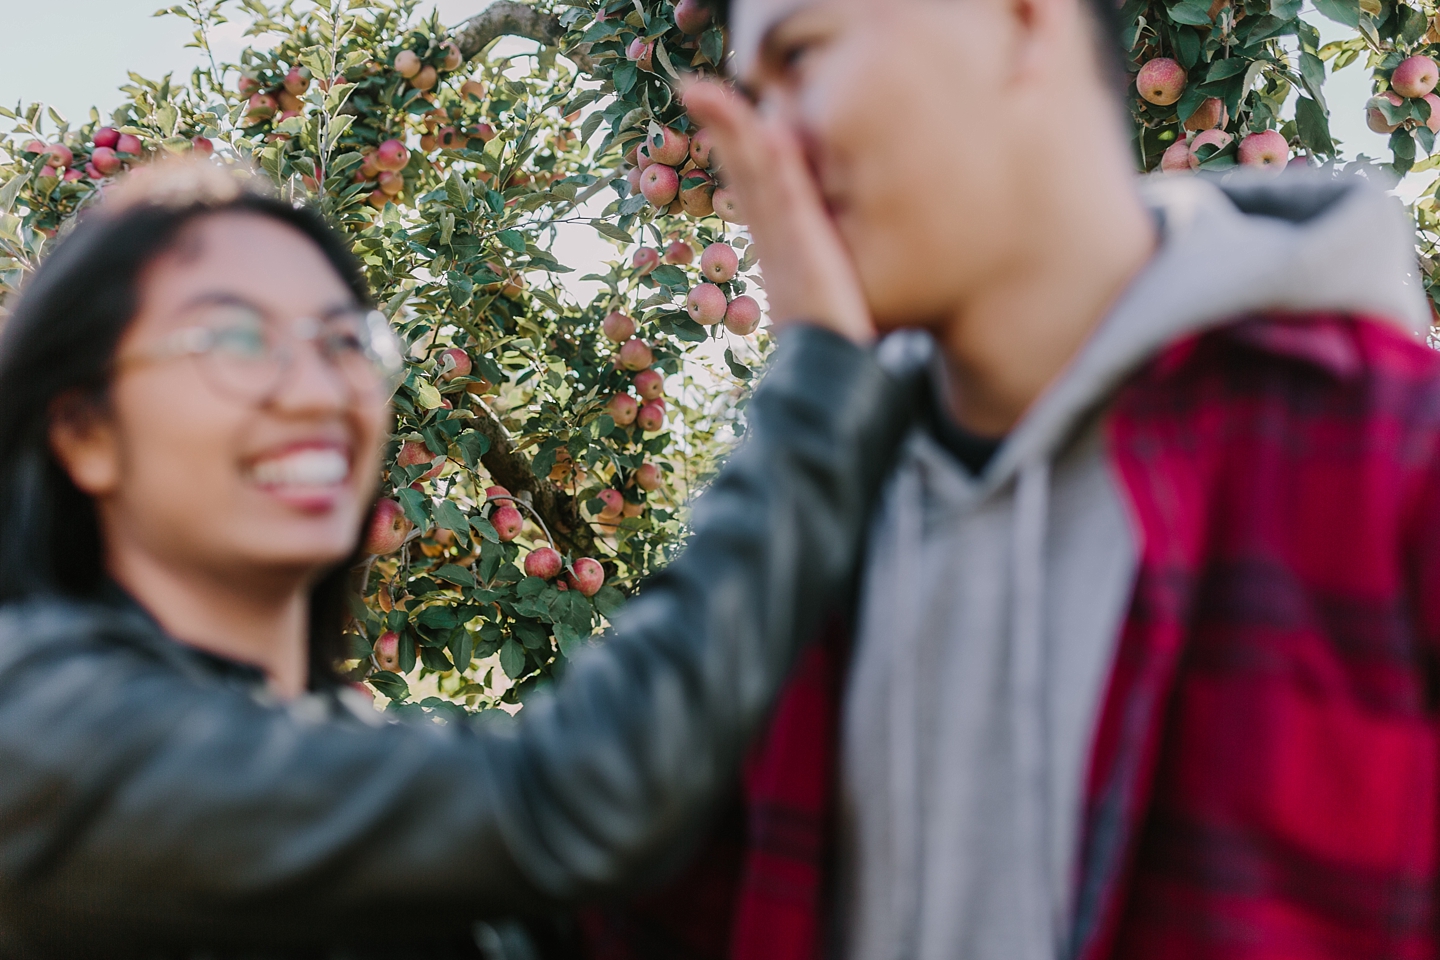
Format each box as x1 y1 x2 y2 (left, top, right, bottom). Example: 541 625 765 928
1012 460 1055 954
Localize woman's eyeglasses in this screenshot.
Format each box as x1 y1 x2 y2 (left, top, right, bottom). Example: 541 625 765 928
116 302 407 403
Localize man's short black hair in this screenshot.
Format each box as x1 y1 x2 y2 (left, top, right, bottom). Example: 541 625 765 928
699 0 1126 89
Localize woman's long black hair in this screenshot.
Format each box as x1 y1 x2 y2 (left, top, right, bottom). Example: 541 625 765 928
0 178 374 681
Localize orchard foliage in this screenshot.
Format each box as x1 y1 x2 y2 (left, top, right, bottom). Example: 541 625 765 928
0 0 768 716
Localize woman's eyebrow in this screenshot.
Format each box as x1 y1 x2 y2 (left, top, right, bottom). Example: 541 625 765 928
173 290 260 314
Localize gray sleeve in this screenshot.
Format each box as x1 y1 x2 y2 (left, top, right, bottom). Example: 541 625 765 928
0 327 913 952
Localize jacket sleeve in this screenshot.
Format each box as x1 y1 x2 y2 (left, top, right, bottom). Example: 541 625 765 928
0 327 913 951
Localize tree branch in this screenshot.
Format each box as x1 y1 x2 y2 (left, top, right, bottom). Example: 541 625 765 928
453 1 596 73
470 402 600 559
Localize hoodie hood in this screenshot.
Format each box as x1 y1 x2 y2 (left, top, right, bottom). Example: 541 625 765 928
982 169 1429 487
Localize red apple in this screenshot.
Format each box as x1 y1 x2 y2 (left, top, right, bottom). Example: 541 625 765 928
1160 137 1196 173
84 162 103 180
1367 91 1405 133
277 90 304 114
689 127 714 168
461 79 486 101
491 504 523 541
283 66 310 95
373 631 401 671
89 146 122 176
597 488 624 519
607 393 639 426
633 368 664 400
627 38 654 72
92 126 120 149
1183 97 1228 132
700 242 739 282
375 138 410 171
602 311 636 342
116 133 143 155
44 143 73 170
639 126 690 166
485 484 511 499
395 50 421 78
411 65 438 91
191 136 214 156
441 40 464 72
1237 129 1288 169
525 546 563 580
1425 93 1440 134
63 168 83 182
237 75 261 97
377 169 404 196
674 0 712 34
724 295 762 335
636 401 665 432
712 187 743 223
619 338 654 371
21 140 44 155
246 93 279 121
687 283 728 325
565 557 605 597
1136 57 1186 106
1393 55 1439 98
632 247 661 274
639 164 680 206
363 498 413 554
663 239 694 264
635 462 663 491
678 170 715 217
625 166 644 196
1188 127 1233 163
439 347 471 381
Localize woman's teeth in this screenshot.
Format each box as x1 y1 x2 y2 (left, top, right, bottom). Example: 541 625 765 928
250 448 349 487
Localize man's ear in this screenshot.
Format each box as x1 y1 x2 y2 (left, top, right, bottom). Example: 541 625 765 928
48 390 121 497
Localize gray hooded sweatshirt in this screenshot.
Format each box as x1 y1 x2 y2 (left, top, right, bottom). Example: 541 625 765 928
837 172 1431 960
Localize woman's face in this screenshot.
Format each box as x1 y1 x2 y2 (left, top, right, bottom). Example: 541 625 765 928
55 211 392 585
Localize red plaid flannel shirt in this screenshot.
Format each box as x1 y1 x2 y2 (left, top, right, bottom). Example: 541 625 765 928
583 312 1440 960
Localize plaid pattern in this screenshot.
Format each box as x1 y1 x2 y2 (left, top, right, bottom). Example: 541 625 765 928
583 313 1440 960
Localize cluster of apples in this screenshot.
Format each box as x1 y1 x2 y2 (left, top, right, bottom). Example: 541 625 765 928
485 485 608 597
624 125 742 223
418 79 495 153
1137 58 1292 173
623 0 713 72
241 65 314 128
632 237 761 336
1367 55 1440 135
688 241 761 335
393 39 466 94
354 138 414 209
599 312 668 435
22 127 212 184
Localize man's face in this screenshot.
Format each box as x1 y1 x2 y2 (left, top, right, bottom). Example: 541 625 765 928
730 0 1037 333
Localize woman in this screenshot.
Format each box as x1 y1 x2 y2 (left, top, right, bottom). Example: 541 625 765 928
0 160 905 957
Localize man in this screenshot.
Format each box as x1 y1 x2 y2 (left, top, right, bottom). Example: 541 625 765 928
584 0 1440 958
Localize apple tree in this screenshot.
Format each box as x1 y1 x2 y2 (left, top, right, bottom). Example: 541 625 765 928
0 0 766 717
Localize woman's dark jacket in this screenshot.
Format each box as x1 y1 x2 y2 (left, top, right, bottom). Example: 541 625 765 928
0 329 913 958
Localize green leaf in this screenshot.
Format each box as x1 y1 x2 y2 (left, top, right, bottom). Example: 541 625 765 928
1295 96 1334 155
414 379 444 410
1311 0 1359 26
398 488 430 529
1298 52 1327 111
699 26 724 65
449 629 474 672
1168 1 1213 25
435 563 476 588
724 347 753 380
652 264 688 287
591 219 635 244
498 639 526 678
369 671 409 701
586 589 621 625
433 499 472 547
497 229 526 252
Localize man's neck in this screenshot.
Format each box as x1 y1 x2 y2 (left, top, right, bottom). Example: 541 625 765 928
106 544 312 699
939 163 1156 437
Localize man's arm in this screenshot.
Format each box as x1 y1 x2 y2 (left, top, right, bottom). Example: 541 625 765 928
0 327 913 951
